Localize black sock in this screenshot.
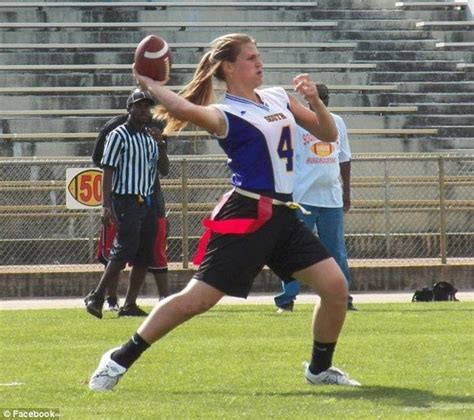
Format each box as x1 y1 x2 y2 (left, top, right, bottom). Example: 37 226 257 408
309 341 336 375
111 333 151 369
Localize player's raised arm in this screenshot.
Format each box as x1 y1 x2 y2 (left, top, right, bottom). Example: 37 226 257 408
289 74 337 143
134 67 226 137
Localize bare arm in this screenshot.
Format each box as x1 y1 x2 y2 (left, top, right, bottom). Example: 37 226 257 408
289 74 337 142
157 141 170 177
134 66 227 136
147 127 170 176
101 166 115 226
340 160 351 212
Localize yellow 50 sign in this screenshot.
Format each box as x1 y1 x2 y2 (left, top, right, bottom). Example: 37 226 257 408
66 168 103 209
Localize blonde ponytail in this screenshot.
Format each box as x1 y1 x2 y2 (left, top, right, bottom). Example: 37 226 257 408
154 33 256 136
155 51 220 135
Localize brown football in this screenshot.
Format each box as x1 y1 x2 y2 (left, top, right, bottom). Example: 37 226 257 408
134 35 172 82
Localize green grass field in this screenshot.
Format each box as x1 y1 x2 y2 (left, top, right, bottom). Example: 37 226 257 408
1 303 473 419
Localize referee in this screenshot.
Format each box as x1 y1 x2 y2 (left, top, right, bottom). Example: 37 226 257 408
85 89 161 319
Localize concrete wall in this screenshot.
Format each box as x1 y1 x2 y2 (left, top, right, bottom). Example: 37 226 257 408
468 0 474 20
1 264 473 298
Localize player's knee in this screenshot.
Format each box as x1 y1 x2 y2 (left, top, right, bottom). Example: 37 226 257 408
320 271 348 304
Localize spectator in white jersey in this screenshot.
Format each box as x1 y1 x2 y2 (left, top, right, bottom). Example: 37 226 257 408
89 33 360 391
84 89 161 319
274 84 357 313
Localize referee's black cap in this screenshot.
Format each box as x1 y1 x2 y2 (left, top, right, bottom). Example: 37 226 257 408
126 88 156 108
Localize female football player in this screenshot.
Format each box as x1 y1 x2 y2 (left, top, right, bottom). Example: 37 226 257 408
89 33 360 391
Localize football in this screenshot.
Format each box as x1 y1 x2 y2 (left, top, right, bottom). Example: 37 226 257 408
134 34 172 82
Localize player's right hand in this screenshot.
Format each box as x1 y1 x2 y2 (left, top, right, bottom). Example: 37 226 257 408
133 64 168 90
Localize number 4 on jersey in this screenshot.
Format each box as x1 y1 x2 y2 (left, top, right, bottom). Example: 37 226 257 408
277 126 293 172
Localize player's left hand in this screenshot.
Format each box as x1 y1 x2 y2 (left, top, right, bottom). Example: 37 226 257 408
293 74 319 103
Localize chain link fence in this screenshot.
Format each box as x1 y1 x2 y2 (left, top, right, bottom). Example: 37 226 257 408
1 155 473 270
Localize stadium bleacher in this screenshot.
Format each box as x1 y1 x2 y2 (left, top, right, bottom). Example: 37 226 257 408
0 0 472 156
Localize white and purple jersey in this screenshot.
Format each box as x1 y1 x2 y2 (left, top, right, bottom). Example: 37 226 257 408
212 87 297 196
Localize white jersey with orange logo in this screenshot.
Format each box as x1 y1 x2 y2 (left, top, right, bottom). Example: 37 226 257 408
293 113 351 207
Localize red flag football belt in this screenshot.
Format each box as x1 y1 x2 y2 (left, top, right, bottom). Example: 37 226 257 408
192 188 309 265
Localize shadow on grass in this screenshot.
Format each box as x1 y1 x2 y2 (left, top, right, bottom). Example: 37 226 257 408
360 306 473 314
210 303 474 315
168 386 474 408
256 385 474 408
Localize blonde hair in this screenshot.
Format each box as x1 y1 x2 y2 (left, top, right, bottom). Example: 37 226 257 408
155 33 256 135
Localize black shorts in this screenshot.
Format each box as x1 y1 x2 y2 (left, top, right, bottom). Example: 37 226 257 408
96 216 167 272
194 191 331 298
109 194 157 266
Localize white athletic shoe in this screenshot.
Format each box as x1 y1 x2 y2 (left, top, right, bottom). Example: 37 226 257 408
276 301 294 314
89 347 127 391
303 362 361 387
105 296 120 312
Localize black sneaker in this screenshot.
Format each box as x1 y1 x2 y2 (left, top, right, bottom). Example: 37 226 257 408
84 292 105 319
118 304 148 317
276 300 295 313
105 296 120 312
347 302 358 311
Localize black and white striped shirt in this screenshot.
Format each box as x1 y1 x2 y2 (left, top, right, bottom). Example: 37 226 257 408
101 124 159 196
